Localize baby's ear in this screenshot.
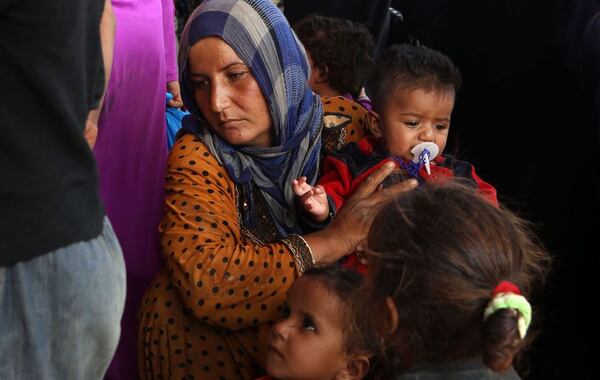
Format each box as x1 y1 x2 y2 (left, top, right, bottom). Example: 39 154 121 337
336 355 370 380
366 110 382 138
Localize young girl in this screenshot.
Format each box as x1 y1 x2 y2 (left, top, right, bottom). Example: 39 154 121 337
259 267 376 380
358 182 550 379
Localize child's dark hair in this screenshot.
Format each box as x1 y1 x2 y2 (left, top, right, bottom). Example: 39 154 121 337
369 43 462 113
294 14 374 96
358 181 550 377
302 266 378 358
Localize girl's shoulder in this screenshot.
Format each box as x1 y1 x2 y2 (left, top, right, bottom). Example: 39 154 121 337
394 360 521 380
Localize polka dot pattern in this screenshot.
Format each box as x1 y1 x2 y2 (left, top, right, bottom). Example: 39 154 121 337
139 271 271 379
320 96 371 159
138 135 300 378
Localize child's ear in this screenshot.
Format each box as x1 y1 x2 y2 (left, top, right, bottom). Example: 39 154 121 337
366 110 382 138
336 355 370 380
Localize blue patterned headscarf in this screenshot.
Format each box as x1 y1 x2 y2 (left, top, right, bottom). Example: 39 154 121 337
179 0 323 236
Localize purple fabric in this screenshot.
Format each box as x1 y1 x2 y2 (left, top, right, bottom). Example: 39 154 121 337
342 92 373 111
93 1 177 379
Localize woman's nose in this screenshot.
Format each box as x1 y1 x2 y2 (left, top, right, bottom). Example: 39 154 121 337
209 81 231 113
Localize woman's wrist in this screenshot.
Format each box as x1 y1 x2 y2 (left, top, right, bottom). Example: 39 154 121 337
303 226 352 266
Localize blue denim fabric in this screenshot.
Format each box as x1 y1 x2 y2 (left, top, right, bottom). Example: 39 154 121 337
0 217 126 380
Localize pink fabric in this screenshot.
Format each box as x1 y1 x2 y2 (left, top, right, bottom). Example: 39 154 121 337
93 1 177 378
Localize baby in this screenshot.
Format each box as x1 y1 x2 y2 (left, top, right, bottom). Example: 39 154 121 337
294 43 497 227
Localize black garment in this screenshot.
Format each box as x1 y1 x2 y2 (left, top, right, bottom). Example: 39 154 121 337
174 0 204 39
388 1 600 378
0 0 106 266
395 359 520 380
283 0 392 60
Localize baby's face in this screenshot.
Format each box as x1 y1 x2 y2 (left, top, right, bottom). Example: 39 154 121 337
375 87 454 161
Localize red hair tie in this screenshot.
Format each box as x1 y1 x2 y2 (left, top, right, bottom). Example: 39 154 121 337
491 281 521 297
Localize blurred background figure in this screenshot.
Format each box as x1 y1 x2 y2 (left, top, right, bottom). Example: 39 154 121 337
92 1 179 379
284 0 392 60
1 0 125 378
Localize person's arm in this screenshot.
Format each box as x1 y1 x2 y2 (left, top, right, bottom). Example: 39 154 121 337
469 166 498 207
162 135 302 330
305 161 418 265
317 154 356 211
162 0 182 107
163 137 416 328
84 0 115 148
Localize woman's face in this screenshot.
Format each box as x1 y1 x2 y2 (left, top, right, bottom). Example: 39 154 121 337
188 37 273 148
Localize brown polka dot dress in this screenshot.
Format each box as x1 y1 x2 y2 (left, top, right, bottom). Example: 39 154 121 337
320 95 371 157
137 134 313 380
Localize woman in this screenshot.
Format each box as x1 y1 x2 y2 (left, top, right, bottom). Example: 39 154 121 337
137 0 416 378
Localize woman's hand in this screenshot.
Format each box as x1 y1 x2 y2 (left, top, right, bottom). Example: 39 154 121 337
304 162 418 265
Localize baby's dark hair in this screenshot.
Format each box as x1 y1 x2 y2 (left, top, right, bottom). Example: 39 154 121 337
302 266 378 358
369 43 462 113
357 181 550 376
294 14 374 96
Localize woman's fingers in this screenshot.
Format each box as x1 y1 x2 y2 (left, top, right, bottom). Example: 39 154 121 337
352 161 418 203
352 161 396 198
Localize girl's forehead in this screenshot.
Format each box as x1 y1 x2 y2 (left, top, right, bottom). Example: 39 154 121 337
289 278 345 317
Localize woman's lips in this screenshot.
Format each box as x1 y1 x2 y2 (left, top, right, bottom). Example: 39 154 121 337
220 119 242 128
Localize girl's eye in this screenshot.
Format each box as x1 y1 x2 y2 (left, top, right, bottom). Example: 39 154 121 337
405 121 420 128
302 316 316 332
436 124 449 130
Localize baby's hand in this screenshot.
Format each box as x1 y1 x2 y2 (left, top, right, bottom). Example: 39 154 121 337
292 177 330 222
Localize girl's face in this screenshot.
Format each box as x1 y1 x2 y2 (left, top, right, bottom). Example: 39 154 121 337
188 37 273 148
265 276 349 380
370 87 454 161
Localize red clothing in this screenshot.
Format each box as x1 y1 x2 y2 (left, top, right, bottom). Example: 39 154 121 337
318 137 498 273
320 137 498 211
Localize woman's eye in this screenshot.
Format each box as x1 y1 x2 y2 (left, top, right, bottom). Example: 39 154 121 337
228 71 247 80
302 316 316 332
190 79 209 90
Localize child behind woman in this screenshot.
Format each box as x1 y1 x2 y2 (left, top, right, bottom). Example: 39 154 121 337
295 14 376 156
260 267 377 380
294 14 374 108
359 182 550 379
